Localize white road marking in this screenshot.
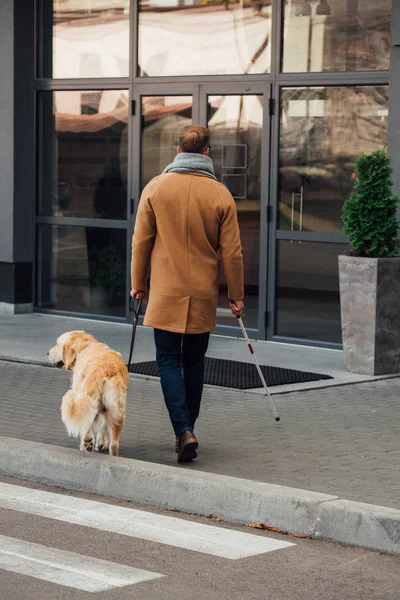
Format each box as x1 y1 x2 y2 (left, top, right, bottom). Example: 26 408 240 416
0 482 295 559
0 535 164 592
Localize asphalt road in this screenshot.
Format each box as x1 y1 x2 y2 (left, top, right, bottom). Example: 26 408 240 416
0 476 398 600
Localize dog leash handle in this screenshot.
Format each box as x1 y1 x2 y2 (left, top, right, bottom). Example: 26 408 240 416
127 296 142 371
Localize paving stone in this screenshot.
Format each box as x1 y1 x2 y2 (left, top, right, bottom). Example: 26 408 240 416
0 360 399 510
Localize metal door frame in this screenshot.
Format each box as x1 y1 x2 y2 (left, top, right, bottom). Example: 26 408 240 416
131 82 272 339
32 0 391 343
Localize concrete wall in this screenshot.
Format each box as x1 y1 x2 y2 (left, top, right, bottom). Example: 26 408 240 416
0 0 14 264
0 0 34 308
13 0 35 264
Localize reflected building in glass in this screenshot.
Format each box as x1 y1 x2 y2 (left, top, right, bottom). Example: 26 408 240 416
0 0 397 347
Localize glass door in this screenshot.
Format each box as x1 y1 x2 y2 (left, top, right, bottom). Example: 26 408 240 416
200 84 271 338
270 84 389 345
131 84 197 317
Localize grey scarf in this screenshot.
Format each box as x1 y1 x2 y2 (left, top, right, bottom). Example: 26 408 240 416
162 152 217 180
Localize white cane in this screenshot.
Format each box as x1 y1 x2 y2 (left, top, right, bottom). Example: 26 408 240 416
236 315 280 422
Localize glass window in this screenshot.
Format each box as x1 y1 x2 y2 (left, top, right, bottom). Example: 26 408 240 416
40 1 130 78
275 241 346 343
141 96 192 189
278 86 389 233
138 1 272 76
282 0 391 73
38 90 129 220
37 225 127 317
208 94 263 330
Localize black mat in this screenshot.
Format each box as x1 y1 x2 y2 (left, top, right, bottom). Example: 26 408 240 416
129 357 332 390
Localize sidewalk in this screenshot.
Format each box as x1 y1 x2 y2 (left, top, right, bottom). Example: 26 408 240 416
0 313 399 554
0 312 394 393
1 359 399 509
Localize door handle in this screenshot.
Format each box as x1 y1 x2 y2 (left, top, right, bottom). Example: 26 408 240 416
299 186 304 233
299 185 304 243
291 190 301 243
291 192 296 232
290 187 304 242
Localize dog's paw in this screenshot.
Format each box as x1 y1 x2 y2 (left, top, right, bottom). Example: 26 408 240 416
95 434 109 452
83 436 94 452
95 441 109 452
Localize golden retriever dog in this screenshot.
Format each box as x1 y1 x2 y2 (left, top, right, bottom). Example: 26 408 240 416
48 331 129 456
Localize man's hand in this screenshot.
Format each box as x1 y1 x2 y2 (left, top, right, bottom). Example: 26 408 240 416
130 288 146 300
229 299 244 317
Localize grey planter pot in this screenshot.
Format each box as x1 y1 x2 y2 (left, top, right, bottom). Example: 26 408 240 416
338 256 400 375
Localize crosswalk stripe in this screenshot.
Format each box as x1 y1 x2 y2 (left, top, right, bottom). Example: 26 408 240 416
0 535 164 592
0 483 295 559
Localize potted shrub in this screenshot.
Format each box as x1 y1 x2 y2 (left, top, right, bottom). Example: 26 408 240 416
339 149 400 375
90 247 125 312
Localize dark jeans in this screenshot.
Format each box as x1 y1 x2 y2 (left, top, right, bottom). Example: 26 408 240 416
154 329 210 437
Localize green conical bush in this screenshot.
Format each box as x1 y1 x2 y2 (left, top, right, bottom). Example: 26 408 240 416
342 149 400 257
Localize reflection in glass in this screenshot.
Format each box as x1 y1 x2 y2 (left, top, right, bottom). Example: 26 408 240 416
37 225 126 317
282 0 391 73
208 95 263 330
138 1 272 76
40 1 130 78
275 241 346 343
279 86 388 233
141 96 192 189
38 90 128 220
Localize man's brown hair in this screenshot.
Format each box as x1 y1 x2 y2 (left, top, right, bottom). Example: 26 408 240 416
178 125 210 154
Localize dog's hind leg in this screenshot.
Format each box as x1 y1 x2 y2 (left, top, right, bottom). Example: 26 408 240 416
93 413 109 452
106 415 124 457
102 377 127 457
62 388 98 447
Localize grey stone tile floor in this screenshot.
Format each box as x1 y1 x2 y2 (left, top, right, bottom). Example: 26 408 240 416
1 359 399 510
0 313 394 394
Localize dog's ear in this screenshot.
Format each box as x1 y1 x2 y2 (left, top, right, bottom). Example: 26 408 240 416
62 332 95 369
62 340 79 370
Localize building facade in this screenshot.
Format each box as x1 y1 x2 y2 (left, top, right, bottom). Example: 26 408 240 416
0 0 398 346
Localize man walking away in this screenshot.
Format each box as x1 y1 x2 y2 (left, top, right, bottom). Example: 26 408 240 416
131 125 244 463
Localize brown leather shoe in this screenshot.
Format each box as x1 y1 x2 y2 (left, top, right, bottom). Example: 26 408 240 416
177 430 198 463
175 436 180 453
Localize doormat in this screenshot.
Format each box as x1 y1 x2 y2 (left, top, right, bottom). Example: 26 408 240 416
129 357 333 390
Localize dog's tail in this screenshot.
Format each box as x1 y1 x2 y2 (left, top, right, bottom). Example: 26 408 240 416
61 390 98 437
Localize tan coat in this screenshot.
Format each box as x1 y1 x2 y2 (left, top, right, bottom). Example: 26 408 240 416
131 172 244 334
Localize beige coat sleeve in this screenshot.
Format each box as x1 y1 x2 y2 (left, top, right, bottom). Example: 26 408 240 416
131 187 157 291
219 194 244 302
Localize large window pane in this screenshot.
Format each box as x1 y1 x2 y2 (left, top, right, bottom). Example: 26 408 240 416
208 95 263 330
275 241 346 343
37 225 126 317
279 86 388 233
141 96 192 189
40 1 130 78
38 90 128 220
282 0 391 73
138 1 272 76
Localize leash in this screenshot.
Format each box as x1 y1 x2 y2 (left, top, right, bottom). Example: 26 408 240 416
127 297 142 372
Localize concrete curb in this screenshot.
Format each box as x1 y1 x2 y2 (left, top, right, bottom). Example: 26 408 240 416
0 436 399 556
